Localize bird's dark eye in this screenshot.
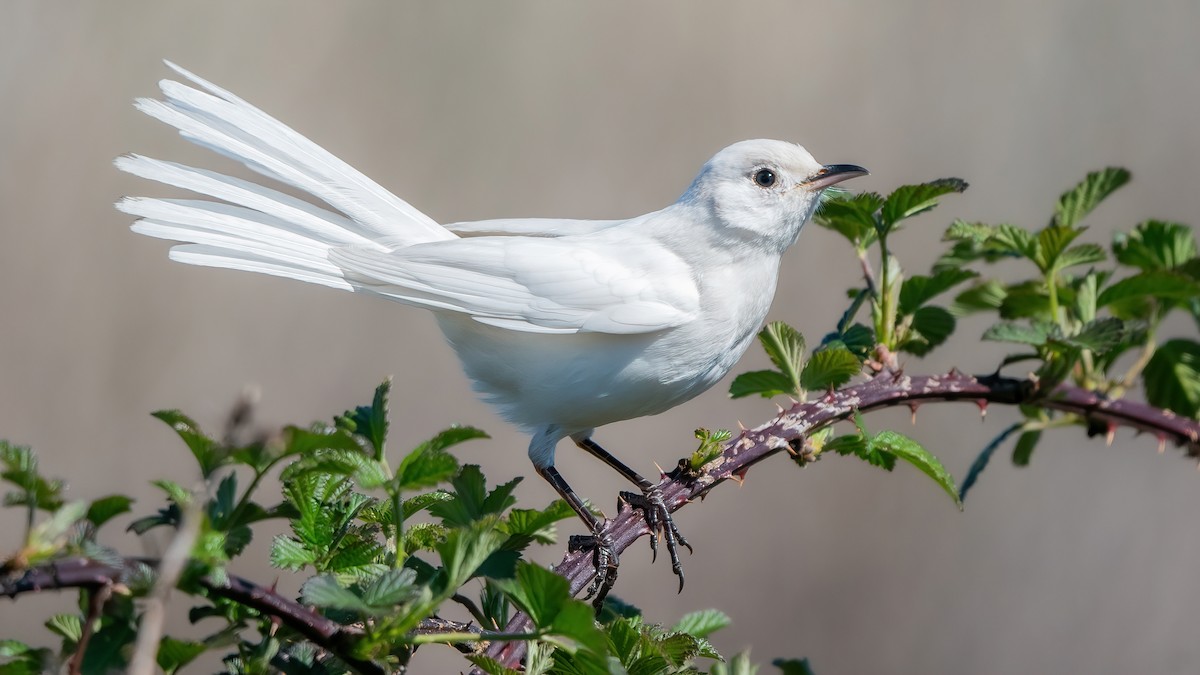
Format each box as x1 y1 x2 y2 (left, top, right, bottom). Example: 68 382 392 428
753 168 776 188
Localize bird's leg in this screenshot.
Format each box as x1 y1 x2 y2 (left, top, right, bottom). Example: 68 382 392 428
575 438 692 592
534 465 618 608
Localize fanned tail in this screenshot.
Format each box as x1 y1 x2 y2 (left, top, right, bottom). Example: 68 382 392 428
117 61 453 290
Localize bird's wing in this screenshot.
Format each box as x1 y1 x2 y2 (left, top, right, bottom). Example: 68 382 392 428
445 218 625 238
329 236 699 335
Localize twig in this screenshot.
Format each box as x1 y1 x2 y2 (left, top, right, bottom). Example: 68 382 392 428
67 583 111 675
481 371 1200 669
128 500 201 675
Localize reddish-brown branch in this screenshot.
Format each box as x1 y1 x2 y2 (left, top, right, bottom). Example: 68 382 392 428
6 372 1197 675
483 371 1200 668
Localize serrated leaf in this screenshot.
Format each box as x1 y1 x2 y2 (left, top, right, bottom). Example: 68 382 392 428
438 520 508 588
657 632 707 665
1058 317 1134 352
85 495 133 529
815 192 884 247
1097 271 1200 308
44 614 82 642
712 651 757 675
759 322 806 394
549 599 608 655
1012 430 1042 466
428 465 520 527
952 280 1007 315
1143 339 1200 418
269 534 315 571
1114 220 1197 272
157 636 208 674
300 575 372 614
402 522 448 553
898 269 977 314
401 491 454 519
502 500 576 549
151 410 226 477
1054 243 1106 271
467 655 523 675
872 431 962 509
0 442 65 512
394 445 459 492
902 306 956 356
799 346 860 391
879 178 968 232
361 567 420 606
1034 225 1085 272
496 561 569 628
337 379 391 457
982 321 1054 346
820 323 875 360
672 608 731 638
729 370 795 399
1053 167 1130 230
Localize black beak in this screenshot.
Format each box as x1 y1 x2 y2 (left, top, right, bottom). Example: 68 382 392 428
803 164 869 190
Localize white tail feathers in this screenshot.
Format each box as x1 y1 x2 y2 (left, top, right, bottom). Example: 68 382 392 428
118 61 454 291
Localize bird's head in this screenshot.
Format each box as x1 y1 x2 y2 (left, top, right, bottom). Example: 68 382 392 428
681 139 867 252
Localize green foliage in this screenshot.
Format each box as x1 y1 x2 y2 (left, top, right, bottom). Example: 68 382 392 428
3 166 1197 674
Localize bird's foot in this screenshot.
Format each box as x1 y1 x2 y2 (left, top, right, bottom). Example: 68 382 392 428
619 484 692 592
568 523 618 611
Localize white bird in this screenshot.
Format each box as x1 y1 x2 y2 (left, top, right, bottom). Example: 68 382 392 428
117 61 867 602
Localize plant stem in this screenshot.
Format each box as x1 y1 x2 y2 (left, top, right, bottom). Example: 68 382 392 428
410 630 540 646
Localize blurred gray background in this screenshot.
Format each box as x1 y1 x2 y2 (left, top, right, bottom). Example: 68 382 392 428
3 2 1200 673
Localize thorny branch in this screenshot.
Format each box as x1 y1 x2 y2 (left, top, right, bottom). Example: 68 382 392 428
4 371 1198 675
482 370 1200 669
1 557 477 675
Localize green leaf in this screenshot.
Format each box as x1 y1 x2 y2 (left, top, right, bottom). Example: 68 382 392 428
1012 430 1042 466
496 561 568 628
428 465 520 527
773 658 816 675
0 442 65 512
336 379 391 458
44 614 82 642
502 500 576 549
672 609 732 639
269 534 315 571
982 321 1054 346
1053 167 1130 230
151 410 226 477
689 428 732 471
1143 339 1200 418
952 280 1007 315
1057 317 1136 352
157 636 208 674
1097 271 1200 308
1114 220 1197 271
799 346 860 391
901 306 956 356
898 269 977 314
759 322 806 395
85 495 134 529
1034 225 1085 272
815 192 884 247
959 423 1023 502
879 178 968 232
438 520 508 587
361 567 420 606
467 655 523 675
820 323 875 361
1054 243 1107 271
299 575 373 614
549 599 608 655
729 370 795 399
395 444 460 492
401 491 454 519
872 431 962 509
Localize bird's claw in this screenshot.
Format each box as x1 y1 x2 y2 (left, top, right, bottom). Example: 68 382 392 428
619 484 692 593
568 524 618 611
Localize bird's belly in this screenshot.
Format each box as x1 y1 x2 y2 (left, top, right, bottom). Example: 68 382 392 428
435 314 752 435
